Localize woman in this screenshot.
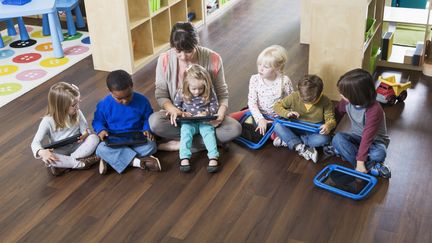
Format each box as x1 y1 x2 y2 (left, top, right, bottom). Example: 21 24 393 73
149 22 241 154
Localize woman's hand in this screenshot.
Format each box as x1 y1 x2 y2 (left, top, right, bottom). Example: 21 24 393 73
356 161 367 173
143 130 154 141
38 149 59 165
209 106 226 127
319 124 330 135
255 118 272 135
165 107 183 127
98 130 108 141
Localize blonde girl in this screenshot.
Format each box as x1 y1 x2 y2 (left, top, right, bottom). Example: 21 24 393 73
31 82 100 176
173 64 220 173
230 45 294 136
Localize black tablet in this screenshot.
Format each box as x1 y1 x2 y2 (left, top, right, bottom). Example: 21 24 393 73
43 133 81 149
324 170 369 194
176 115 218 122
105 131 148 147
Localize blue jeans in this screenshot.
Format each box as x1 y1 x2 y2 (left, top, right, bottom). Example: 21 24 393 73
273 123 331 150
96 140 157 173
332 132 387 168
180 122 219 160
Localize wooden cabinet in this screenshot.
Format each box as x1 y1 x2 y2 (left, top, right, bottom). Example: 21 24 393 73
308 0 384 100
83 0 204 74
83 0 240 74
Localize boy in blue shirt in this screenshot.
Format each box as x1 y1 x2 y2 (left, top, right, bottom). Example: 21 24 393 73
93 70 161 174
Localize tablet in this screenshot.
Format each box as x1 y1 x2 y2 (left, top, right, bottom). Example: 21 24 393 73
313 164 377 200
43 133 81 149
176 115 218 122
105 131 148 147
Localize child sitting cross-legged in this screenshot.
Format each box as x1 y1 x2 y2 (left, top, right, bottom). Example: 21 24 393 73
273 75 336 163
93 70 161 174
31 82 100 176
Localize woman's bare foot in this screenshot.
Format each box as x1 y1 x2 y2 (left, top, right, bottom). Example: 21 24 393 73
158 140 180 151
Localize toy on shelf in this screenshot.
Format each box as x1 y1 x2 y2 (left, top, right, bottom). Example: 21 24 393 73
313 164 378 200
376 75 412 105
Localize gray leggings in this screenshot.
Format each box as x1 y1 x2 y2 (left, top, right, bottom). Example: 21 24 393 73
149 111 242 150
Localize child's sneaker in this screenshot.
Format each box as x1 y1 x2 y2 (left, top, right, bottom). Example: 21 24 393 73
296 144 318 163
369 162 391 179
139 155 162 171
99 159 108 175
273 137 288 147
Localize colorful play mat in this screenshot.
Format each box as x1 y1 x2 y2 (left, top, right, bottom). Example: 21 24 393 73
0 25 91 108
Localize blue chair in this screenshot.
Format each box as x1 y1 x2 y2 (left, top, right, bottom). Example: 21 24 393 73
0 0 64 57
0 17 29 48
42 0 85 36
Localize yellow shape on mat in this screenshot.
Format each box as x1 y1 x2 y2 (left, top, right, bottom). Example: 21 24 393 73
40 57 69 67
36 42 53 52
0 65 18 76
30 30 46 39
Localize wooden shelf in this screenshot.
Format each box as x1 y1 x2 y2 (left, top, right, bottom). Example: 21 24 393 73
383 6 431 25
170 0 187 27
84 0 238 74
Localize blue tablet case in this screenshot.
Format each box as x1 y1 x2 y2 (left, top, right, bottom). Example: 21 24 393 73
313 164 378 200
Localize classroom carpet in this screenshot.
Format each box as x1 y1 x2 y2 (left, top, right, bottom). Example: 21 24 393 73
0 25 91 108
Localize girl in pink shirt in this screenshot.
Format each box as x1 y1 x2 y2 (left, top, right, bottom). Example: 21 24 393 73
230 45 293 135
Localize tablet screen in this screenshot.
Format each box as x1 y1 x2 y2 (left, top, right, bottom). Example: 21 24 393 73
323 170 369 194
106 132 147 147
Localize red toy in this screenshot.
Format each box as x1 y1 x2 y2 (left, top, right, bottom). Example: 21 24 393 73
376 75 411 105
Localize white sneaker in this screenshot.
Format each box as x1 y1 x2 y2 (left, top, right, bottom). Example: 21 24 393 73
273 137 288 147
296 144 318 163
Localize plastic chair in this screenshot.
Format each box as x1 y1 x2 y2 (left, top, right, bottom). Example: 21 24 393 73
42 0 85 36
234 111 276 150
0 0 64 57
0 17 29 48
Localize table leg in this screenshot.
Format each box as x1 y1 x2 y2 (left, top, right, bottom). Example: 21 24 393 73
47 12 64 58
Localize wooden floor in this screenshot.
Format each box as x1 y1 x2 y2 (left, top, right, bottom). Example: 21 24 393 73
1 0 432 242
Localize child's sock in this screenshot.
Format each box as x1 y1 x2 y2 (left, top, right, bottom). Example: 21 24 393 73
132 157 141 167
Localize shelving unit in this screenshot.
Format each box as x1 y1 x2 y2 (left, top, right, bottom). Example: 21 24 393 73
83 0 239 74
377 4 432 71
205 0 240 23
307 0 384 100
83 0 203 74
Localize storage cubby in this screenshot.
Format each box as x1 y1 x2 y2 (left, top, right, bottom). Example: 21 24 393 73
187 0 204 25
151 0 169 16
170 0 187 27
131 21 154 65
83 0 239 74
128 0 150 29
151 9 171 53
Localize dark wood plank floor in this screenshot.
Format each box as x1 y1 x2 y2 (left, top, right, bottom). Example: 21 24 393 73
1 0 432 242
